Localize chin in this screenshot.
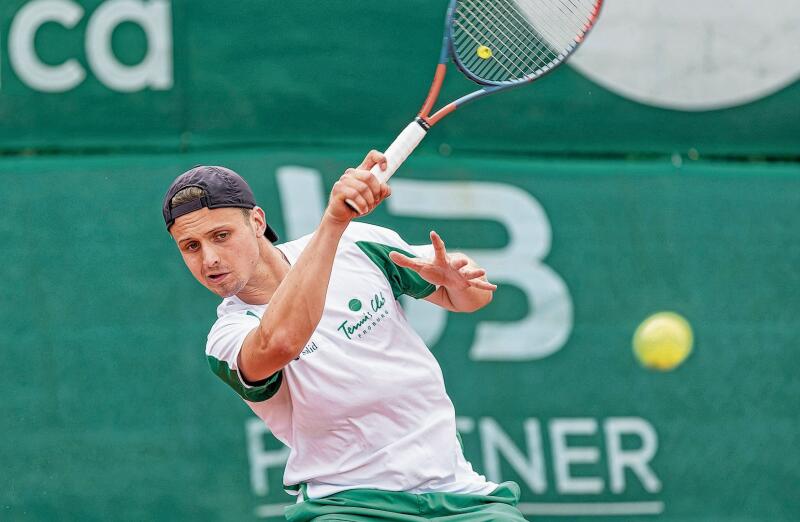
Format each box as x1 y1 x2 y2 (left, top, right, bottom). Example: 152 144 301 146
215 286 239 299
216 279 246 299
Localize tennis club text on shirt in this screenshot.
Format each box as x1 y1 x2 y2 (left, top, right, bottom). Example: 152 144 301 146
337 292 388 341
1 0 173 92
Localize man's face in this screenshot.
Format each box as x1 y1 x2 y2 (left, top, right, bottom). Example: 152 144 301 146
171 207 262 298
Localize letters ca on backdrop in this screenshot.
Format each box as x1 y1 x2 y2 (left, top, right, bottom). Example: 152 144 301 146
3 0 173 93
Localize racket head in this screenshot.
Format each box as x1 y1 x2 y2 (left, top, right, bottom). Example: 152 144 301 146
446 0 603 86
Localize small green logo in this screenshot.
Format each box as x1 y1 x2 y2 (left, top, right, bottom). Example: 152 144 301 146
348 299 362 312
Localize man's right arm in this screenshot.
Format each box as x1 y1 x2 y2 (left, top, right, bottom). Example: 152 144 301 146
237 151 390 383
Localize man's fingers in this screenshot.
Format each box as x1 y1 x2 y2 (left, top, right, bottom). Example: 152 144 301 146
468 279 498 291
358 150 388 171
450 258 469 271
341 171 379 209
344 199 361 214
430 230 447 260
342 161 390 211
353 178 376 208
329 161 390 222
350 168 382 194
340 186 369 215
459 267 486 280
389 251 423 270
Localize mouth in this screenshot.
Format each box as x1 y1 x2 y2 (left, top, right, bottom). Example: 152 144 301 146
207 272 230 284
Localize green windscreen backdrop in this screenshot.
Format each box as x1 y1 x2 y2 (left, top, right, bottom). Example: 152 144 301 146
1 150 798 520
1 0 799 521
0 0 798 156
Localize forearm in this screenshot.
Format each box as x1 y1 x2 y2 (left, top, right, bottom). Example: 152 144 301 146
240 151 390 381
258 217 347 355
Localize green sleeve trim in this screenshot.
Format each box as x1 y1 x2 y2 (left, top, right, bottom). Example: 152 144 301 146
206 355 282 402
355 241 436 300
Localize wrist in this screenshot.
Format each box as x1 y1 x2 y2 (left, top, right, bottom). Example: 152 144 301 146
319 211 351 235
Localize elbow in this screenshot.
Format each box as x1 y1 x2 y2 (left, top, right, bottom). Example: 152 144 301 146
270 343 300 366
256 329 305 366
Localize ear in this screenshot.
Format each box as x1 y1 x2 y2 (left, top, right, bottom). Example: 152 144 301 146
250 206 268 237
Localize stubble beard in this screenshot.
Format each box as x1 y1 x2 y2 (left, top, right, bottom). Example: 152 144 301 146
214 275 247 299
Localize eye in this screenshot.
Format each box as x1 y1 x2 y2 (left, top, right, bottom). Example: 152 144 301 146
185 241 199 252
215 231 230 241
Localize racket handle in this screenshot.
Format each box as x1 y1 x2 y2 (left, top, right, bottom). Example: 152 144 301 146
370 119 428 183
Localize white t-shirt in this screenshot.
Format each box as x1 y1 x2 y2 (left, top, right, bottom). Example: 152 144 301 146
206 222 495 500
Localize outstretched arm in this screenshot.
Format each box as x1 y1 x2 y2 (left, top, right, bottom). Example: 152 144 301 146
389 231 496 313
239 151 391 382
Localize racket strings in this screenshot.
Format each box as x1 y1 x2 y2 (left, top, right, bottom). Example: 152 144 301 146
515 0 600 47
452 19 516 81
500 0 566 52
458 0 566 80
516 0 585 46
452 0 600 83
491 0 582 61
484 0 561 72
461 0 556 79
453 12 552 82
455 1 561 81
454 11 533 80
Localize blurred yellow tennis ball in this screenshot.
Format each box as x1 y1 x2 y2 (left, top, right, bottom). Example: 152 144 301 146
633 312 693 371
477 45 492 59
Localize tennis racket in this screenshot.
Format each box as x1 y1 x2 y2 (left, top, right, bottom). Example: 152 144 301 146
355 0 602 198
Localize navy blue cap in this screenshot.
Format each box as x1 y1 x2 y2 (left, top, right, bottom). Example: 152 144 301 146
162 165 278 242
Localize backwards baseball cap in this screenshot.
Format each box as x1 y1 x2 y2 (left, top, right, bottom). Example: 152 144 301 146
162 165 278 242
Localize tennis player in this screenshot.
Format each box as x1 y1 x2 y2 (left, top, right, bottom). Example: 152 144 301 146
162 152 527 521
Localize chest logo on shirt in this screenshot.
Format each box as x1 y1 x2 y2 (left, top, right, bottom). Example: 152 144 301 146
337 291 390 341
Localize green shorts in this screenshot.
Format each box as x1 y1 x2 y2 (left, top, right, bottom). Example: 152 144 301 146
284 481 528 521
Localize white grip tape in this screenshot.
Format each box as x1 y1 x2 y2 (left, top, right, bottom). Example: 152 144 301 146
370 121 428 183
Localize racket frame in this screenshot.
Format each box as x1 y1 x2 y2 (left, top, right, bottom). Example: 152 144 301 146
422 0 604 126
352 0 603 206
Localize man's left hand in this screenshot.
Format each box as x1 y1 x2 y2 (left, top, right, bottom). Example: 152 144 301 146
389 231 497 292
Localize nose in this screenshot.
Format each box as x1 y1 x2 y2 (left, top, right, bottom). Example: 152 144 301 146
202 243 221 269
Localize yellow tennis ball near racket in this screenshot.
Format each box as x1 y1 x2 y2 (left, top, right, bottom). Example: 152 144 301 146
632 312 694 371
476 45 492 59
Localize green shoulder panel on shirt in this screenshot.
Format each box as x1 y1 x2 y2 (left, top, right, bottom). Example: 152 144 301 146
355 241 436 300
206 355 282 402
